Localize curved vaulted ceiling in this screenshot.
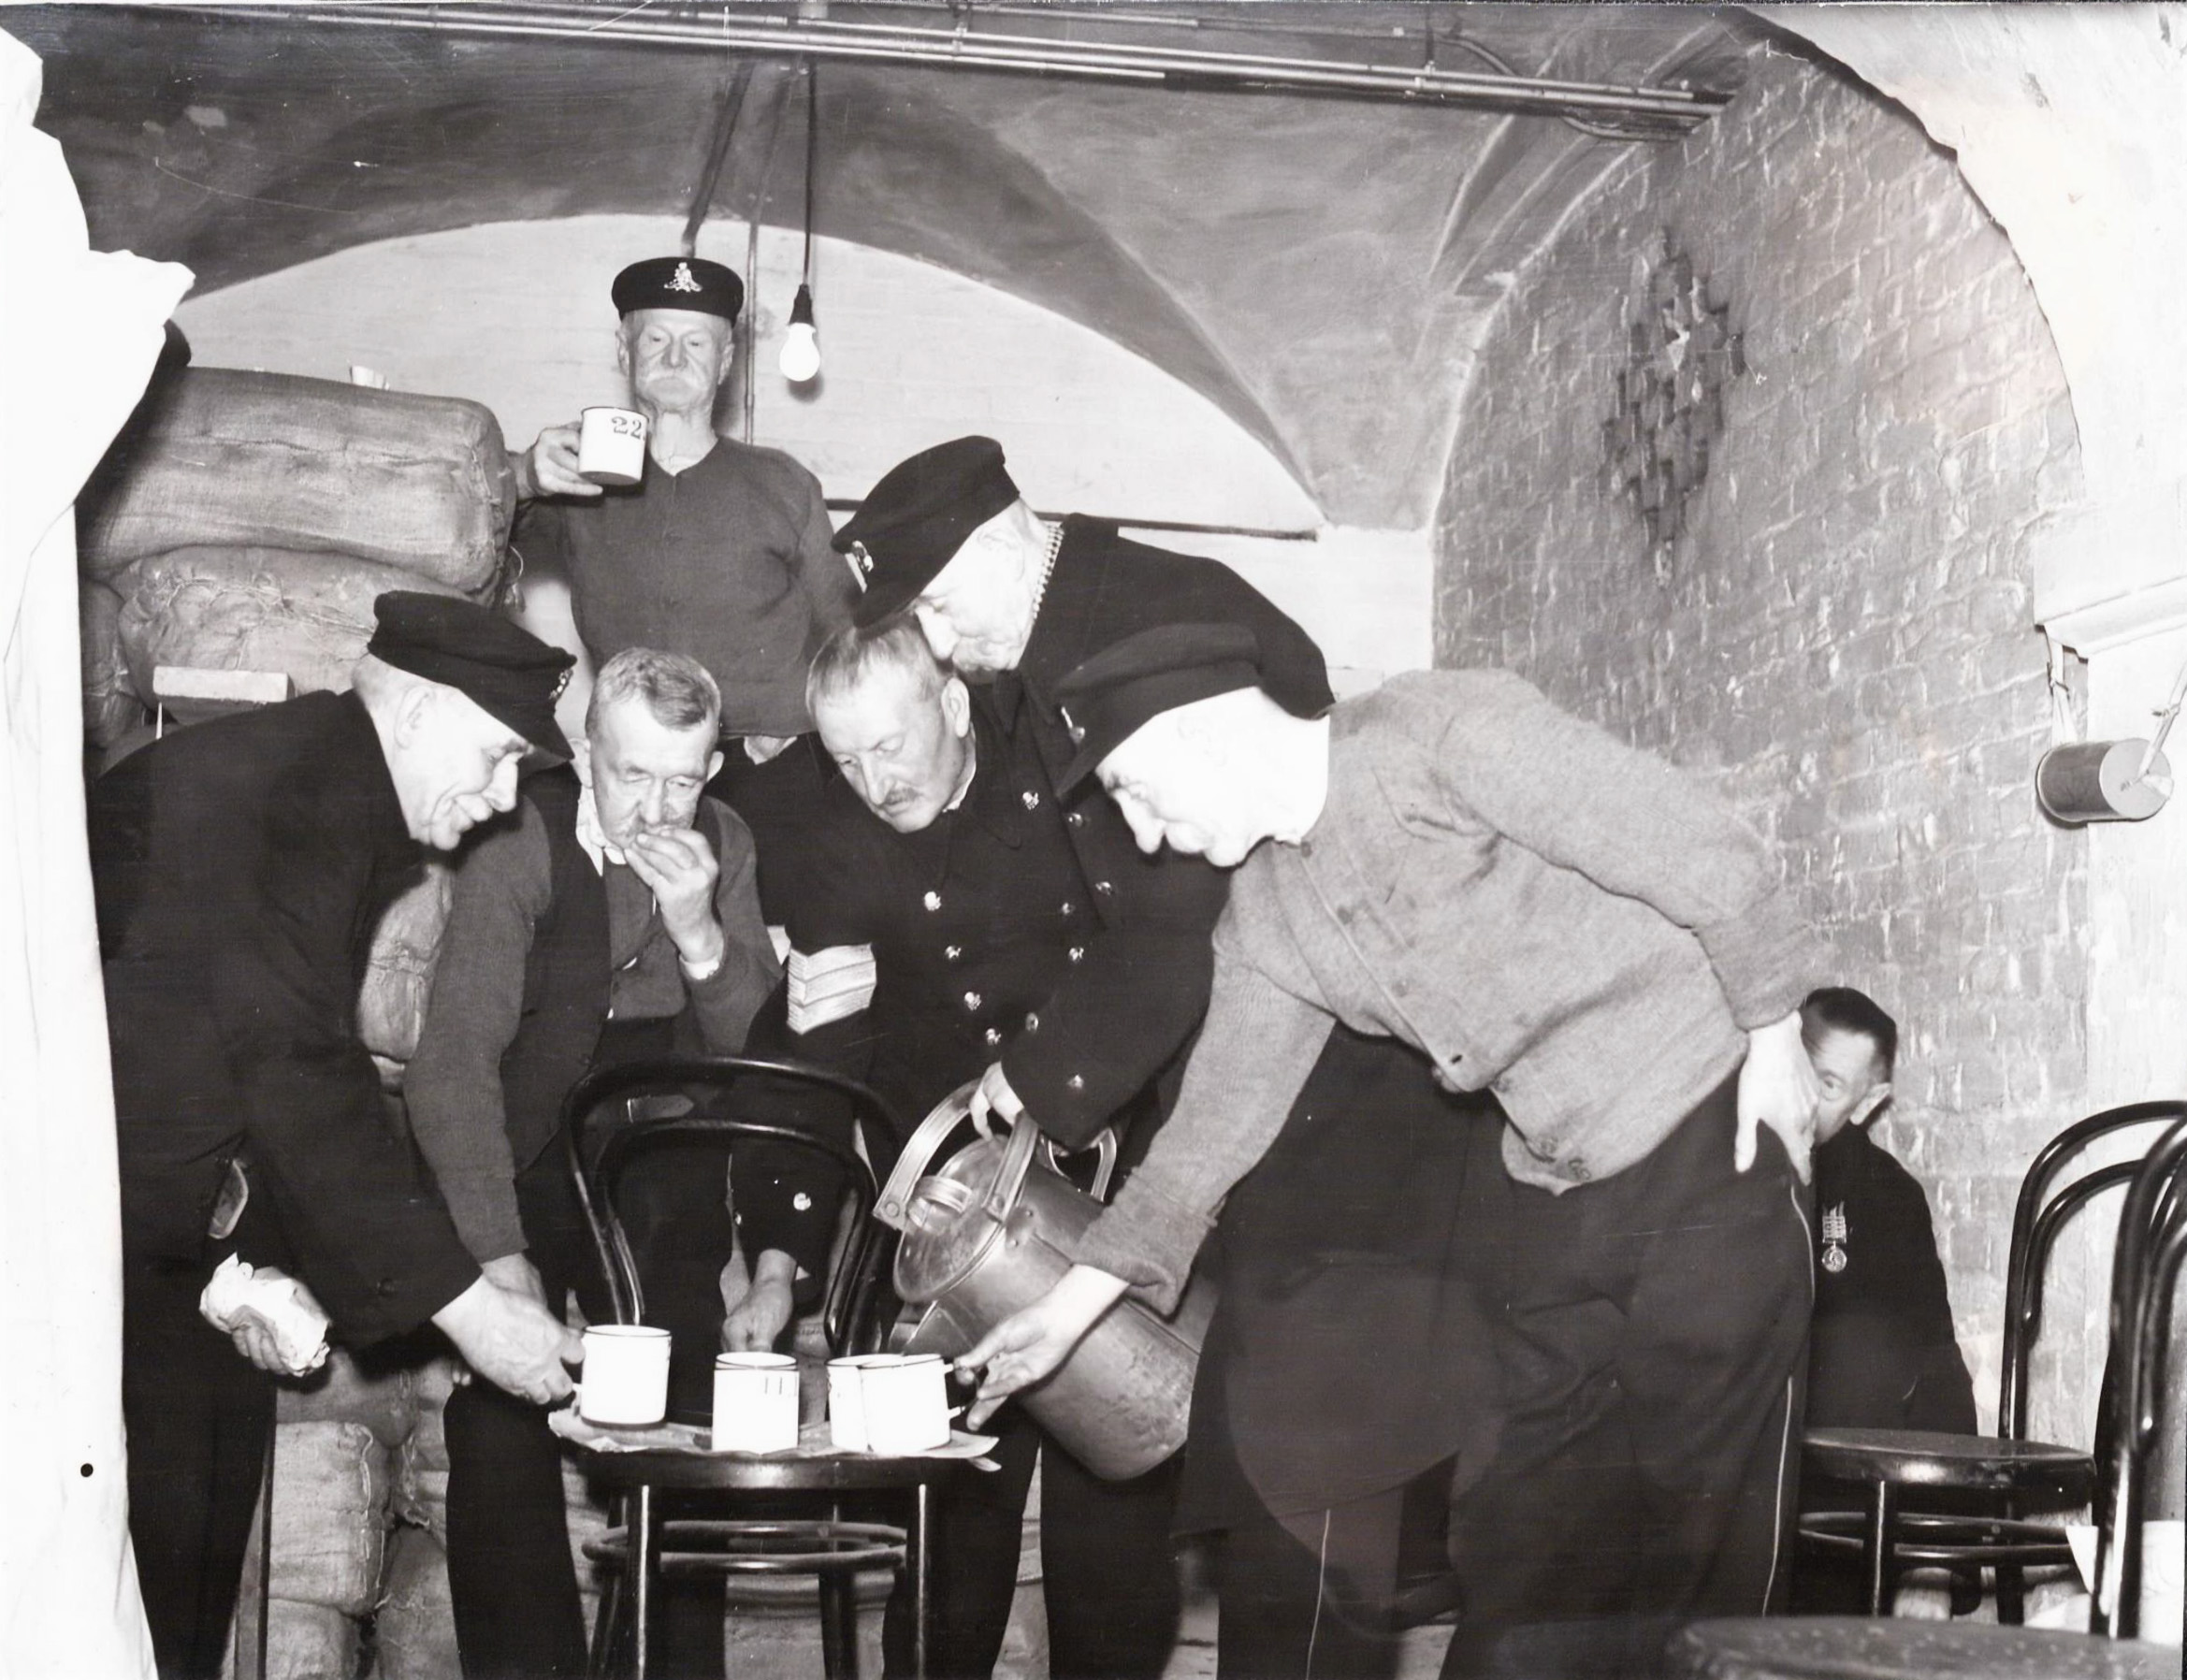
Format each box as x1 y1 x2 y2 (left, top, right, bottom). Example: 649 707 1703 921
9 2 1759 526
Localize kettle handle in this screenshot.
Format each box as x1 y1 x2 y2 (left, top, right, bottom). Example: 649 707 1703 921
981 1106 1044 1224
876 1080 981 1231
1039 1128 1120 1202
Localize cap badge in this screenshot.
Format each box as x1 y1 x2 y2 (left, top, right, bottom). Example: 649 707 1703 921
842 541 874 593
666 260 703 295
1058 703 1085 746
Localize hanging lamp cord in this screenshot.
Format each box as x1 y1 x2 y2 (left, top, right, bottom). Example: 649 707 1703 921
802 58 818 287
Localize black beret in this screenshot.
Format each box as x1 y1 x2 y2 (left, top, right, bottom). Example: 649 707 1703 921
367 592 576 760
611 255 744 322
833 436 1021 628
1053 622 1266 792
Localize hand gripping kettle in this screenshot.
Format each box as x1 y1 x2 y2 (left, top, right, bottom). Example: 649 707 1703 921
876 1084 1215 1480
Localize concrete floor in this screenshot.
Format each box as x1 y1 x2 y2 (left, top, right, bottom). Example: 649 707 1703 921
719 1533 1459 1680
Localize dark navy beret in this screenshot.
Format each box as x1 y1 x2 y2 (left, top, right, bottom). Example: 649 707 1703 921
367 592 575 760
1053 621 1266 791
833 436 1022 628
611 255 744 323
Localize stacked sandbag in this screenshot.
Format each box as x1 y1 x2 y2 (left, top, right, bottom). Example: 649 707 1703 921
80 578 142 748
115 547 465 708
394 1358 457 1547
275 1346 421 1448
375 1524 460 1680
76 367 516 746
267 1421 390 1621
359 861 456 1087
80 368 514 590
229 1601 358 1680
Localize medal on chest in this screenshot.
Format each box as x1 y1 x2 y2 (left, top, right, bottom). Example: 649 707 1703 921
1819 1202 1849 1273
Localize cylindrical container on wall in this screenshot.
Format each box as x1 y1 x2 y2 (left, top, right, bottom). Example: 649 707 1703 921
2035 740 2172 824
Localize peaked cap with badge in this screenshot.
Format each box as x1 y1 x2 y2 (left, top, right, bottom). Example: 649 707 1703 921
611 254 745 322
833 435 1023 627
368 591 577 760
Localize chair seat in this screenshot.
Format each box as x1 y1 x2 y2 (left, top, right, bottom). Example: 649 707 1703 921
1803 1427 2094 1496
1668 1617 2178 1680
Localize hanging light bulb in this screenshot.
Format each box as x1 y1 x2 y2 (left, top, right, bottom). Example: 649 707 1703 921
779 282 820 384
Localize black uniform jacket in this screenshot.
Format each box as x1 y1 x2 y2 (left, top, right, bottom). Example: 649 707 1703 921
991 516 1334 1145
741 696 1152 1270
92 690 480 1344
1807 1123 1978 1433
789 697 1109 1120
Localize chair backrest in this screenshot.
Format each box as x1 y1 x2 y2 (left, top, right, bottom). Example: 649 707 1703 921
558 1054 910 1358
2091 1107 2187 1639
2000 1101 2187 1441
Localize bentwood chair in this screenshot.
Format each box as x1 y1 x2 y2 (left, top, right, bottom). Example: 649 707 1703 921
1668 1104 2187 1680
1795 1101 2187 1618
560 1054 957 1680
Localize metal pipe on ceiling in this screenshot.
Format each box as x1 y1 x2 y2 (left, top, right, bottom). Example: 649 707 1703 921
132 2 1728 129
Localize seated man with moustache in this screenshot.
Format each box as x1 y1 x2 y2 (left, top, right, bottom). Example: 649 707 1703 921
736 616 1182 1680
406 647 778 1680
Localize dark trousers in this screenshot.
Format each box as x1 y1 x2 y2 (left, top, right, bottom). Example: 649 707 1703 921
123 1255 276 1680
445 1132 736 1679
1214 1474 1430 1680
445 1148 593 1680
883 1413 1183 1680
1441 1077 1812 1679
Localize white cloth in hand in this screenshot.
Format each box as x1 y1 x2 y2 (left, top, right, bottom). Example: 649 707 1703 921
198 1254 330 1376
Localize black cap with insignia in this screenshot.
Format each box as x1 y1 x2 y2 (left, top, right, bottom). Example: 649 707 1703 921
1053 621 1268 792
611 255 744 322
833 436 1022 628
367 592 577 760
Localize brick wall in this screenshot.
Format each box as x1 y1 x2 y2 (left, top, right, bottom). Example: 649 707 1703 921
1434 41 2089 1429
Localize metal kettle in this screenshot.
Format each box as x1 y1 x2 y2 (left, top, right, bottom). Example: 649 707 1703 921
876 1084 1215 1481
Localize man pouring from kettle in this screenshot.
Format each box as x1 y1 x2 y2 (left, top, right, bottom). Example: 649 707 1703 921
960 622 1826 1676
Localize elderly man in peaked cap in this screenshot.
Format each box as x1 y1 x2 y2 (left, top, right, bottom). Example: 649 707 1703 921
829 435 1332 1148
512 254 854 921
93 592 587 1680
963 622 1826 1676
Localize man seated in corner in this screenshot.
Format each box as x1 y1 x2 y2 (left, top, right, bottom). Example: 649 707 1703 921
1803 986 1977 1435
405 647 778 1680
1796 985 1979 1614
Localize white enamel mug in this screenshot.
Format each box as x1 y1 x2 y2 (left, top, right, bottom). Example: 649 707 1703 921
576 1325 671 1427
827 1354 891 1452
860 1353 951 1454
712 1351 800 1453
577 405 648 486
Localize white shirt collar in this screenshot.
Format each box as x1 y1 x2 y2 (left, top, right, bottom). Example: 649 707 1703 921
573 783 624 875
